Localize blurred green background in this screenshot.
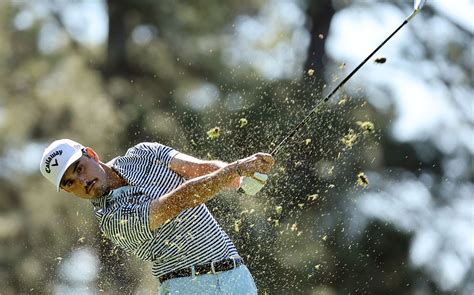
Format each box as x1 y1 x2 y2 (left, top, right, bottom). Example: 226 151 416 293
0 0 472 294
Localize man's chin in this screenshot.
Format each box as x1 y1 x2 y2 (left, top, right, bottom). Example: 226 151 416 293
89 186 106 198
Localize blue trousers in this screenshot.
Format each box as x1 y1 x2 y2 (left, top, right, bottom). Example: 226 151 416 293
157 265 257 295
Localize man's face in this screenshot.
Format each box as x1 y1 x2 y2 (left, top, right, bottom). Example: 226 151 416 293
60 154 108 199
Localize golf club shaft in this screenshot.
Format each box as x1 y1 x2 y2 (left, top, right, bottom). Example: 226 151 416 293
270 14 415 156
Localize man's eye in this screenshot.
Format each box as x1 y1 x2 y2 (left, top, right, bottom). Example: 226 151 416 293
77 166 82 173
67 181 73 188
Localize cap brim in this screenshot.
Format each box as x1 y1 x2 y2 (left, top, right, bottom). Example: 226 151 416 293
55 150 83 192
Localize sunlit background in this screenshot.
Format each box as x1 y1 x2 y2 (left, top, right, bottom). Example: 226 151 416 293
0 0 472 294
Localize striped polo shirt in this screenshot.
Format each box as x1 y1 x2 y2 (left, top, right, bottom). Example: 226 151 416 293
91 142 239 277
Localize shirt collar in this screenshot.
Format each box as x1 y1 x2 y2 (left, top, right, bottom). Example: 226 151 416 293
91 190 112 208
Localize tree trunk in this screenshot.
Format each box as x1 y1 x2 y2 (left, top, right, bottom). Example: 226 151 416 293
304 0 335 83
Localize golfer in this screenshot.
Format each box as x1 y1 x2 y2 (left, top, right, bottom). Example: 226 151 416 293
40 139 273 294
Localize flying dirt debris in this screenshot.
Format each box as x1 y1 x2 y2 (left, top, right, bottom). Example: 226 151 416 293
239 118 248 128
206 127 221 140
357 172 369 188
374 57 387 64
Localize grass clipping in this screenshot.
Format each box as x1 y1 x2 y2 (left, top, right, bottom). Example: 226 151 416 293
341 121 375 149
356 121 375 134
357 172 369 188
239 118 248 128
341 129 358 150
207 127 220 140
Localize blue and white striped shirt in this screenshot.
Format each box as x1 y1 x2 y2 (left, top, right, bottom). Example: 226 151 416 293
91 142 239 277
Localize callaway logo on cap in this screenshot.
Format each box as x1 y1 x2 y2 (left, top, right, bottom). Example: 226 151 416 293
40 139 85 191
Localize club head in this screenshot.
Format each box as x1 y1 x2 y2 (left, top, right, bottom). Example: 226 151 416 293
414 0 427 11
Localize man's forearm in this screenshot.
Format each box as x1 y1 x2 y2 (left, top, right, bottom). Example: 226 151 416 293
193 160 226 176
187 160 240 188
150 163 239 229
173 164 238 206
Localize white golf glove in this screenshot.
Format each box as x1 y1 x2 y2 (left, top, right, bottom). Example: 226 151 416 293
238 172 268 196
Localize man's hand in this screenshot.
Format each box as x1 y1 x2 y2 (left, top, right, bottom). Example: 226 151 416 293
234 153 274 195
234 153 274 177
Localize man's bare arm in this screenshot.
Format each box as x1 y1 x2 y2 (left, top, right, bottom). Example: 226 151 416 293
149 153 274 231
169 153 240 188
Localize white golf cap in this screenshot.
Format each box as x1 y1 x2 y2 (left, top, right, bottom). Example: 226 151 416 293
40 139 85 191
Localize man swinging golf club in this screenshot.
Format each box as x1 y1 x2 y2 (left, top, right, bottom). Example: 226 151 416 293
40 139 274 294
39 1 426 293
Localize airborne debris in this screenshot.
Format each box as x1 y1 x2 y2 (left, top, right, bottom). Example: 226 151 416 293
327 166 334 175
307 194 318 201
356 121 375 134
275 205 283 215
338 63 346 69
318 33 324 39
207 127 220 140
357 172 369 188
305 138 312 145
234 219 242 232
374 57 387 64
307 69 315 76
239 118 248 128
240 209 255 215
338 97 347 106
290 223 298 232
268 217 280 227
341 129 358 149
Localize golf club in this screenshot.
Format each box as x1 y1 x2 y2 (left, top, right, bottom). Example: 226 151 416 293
270 0 427 156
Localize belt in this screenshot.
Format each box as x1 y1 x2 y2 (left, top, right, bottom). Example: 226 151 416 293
158 257 244 284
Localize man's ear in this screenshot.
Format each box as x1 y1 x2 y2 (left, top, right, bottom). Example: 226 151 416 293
85 147 100 162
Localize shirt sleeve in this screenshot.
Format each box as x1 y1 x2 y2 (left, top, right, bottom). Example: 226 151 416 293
130 142 179 167
150 142 179 167
101 199 154 247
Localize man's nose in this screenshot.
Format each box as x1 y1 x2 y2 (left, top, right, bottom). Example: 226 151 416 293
78 176 88 187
